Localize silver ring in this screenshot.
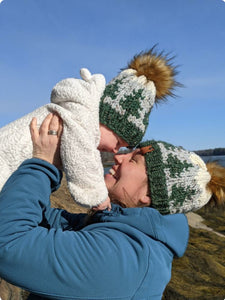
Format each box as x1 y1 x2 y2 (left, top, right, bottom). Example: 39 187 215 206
48 130 58 136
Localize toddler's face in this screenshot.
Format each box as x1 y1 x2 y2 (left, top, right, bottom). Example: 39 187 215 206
98 124 128 153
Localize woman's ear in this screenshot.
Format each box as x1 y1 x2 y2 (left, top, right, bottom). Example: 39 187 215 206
139 195 151 206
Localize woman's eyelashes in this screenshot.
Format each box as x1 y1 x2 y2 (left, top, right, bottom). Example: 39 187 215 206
130 153 143 163
130 156 137 163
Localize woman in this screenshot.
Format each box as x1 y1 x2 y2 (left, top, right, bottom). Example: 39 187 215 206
0 114 223 300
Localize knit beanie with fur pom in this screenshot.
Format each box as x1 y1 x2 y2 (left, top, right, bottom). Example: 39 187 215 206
139 140 212 214
99 47 180 147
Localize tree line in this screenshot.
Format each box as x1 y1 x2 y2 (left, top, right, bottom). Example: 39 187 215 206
194 148 225 156
101 147 225 164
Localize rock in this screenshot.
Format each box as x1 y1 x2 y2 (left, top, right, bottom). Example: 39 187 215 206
163 227 225 299
0 278 29 300
163 207 225 299
186 212 225 238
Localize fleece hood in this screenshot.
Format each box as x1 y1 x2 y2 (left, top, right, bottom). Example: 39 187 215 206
95 204 189 258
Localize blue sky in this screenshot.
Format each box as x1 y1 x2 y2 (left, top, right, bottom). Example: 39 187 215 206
0 0 224 151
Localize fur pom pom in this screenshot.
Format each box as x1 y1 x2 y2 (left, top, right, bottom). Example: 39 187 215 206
206 161 225 207
127 46 181 102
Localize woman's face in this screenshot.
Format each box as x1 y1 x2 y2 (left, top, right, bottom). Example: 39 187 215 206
104 150 150 207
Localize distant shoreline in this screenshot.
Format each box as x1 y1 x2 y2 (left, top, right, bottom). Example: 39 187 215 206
194 149 225 156
101 148 225 165
198 153 225 156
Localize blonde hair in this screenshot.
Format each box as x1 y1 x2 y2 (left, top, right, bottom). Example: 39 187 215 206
206 161 225 207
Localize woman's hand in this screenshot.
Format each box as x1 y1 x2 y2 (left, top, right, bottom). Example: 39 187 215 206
30 113 63 169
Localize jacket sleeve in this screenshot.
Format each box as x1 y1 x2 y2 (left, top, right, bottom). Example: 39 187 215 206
41 204 88 231
0 159 144 299
0 157 86 231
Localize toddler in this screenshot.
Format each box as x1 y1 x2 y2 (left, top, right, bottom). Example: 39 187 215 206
0 47 179 207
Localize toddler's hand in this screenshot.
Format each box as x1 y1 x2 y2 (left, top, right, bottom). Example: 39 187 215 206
92 197 111 211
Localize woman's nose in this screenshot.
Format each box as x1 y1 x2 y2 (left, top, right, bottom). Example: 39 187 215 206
114 153 125 164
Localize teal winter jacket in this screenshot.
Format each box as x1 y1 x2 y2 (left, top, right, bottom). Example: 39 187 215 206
0 159 189 300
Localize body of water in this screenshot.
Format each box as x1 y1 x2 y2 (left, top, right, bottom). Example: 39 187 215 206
104 166 112 175
201 155 225 167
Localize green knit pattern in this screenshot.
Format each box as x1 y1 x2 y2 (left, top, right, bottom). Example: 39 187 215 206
140 140 201 214
99 70 155 147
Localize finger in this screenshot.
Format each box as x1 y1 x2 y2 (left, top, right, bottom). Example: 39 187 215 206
39 113 53 135
48 114 62 138
92 200 111 211
29 117 39 141
49 114 60 131
57 117 63 137
107 202 112 211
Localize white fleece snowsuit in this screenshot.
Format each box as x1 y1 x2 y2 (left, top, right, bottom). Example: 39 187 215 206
0 68 108 207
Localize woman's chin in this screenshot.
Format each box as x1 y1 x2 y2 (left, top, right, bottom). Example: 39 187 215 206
104 173 117 188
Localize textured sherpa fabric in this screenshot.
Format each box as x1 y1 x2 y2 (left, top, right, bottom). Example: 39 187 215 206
0 68 108 207
99 69 156 147
139 140 212 214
